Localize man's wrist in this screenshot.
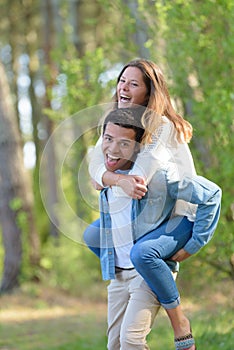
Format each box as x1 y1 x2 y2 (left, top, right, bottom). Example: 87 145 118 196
116 174 121 186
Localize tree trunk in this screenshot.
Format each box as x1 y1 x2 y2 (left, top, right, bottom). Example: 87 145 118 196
40 0 59 237
23 2 42 267
126 0 150 58
0 62 38 292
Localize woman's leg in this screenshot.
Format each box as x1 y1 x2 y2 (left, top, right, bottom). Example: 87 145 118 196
83 218 100 257
130 216 193 306
166 306 196 349
130 216 196 349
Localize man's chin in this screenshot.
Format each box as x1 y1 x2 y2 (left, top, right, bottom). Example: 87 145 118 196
105 165 118 172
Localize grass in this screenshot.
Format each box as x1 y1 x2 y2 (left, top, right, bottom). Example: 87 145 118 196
0 284 107 350
0 279 233 350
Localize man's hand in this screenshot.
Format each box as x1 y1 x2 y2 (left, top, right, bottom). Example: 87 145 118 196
118 174 147 199
171 248 191 262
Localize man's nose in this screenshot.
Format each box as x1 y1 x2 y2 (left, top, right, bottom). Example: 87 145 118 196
109 141 120 154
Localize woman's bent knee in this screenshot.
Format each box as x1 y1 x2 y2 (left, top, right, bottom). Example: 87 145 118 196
130 244 142 267
83 219 101 257
83 219 100 246
130 241 155 267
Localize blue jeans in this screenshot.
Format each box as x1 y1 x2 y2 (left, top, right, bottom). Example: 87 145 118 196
83 216 193 309
83 218 101 258
130 216 193 309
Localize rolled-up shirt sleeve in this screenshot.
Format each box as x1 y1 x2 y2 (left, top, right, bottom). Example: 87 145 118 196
168 175 222 254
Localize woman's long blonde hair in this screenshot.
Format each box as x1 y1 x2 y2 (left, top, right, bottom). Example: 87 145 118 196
112 59 193 144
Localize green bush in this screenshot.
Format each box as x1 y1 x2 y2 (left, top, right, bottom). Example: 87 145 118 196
39 235 106 300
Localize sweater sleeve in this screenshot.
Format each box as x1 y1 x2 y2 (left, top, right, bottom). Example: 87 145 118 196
88 117 192 191
88 136 106 187
128 117 175 183
88 118 173 186
168 174 222 254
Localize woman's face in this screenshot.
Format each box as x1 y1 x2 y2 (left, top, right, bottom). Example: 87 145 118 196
117 66 149 108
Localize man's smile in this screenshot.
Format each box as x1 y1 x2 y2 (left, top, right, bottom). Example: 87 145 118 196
102 122 138 171
105 154 121 169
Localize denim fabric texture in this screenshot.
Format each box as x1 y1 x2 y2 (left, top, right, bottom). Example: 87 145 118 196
98 166 221 281
130 216 193 308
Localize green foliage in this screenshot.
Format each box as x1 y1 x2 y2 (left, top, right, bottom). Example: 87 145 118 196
9 197 28 230
138 0 234 278
43 47 118 227
1 0 234 293
39 235 104 300
33 167 51 244
59 47 115 114
9 197 32 281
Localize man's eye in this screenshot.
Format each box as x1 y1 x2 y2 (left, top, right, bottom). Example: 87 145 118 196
104 136 112 142
121 142 130 147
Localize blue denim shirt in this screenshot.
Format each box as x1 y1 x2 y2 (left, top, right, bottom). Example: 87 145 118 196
99 164 222 280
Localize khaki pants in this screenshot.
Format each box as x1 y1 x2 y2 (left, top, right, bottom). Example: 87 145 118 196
107 269 161 350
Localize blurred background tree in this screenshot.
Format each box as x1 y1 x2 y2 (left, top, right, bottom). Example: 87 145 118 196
0 0 233 294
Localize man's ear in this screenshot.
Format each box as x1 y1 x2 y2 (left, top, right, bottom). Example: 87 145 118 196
134 142 141 154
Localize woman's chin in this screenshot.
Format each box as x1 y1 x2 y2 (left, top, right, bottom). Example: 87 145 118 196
118 101 132 109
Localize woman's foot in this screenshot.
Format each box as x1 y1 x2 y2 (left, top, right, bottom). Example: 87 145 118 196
165 306 196 349
174 332 196 350
173 316 191 338
174 318 196 350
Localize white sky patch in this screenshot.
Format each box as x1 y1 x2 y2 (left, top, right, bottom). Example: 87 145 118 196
17 74 31 88
98 63 123 86
18 97 32 135
34 79 46 98
23 141 36 169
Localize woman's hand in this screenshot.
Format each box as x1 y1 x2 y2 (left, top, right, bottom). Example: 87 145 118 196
117 174 147 199
102 171 147 198
91 178 103 191
171 249 191 262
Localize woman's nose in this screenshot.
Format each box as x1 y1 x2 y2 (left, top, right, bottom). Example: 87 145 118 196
122 81 129 90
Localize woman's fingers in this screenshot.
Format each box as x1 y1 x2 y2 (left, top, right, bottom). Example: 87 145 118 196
134 185 147 199
134 175 147 185
117 174 148 198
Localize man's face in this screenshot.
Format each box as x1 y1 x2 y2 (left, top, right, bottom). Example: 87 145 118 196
102 122 139 172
